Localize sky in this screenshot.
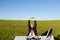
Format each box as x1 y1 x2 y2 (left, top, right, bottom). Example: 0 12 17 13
0 0 60 20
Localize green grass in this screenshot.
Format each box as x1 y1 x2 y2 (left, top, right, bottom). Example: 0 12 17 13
0 20 60 40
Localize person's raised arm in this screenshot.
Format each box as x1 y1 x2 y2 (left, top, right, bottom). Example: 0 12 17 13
34 20 36 27
34 20 37 36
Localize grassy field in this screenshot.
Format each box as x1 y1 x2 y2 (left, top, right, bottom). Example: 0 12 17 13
0 20 60 40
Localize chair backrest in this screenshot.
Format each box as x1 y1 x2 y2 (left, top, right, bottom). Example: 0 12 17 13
46 28 53 37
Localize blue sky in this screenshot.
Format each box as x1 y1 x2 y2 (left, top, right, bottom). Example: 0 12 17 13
0 0 60 20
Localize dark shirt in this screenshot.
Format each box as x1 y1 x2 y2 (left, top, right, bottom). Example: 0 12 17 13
27 20 37 36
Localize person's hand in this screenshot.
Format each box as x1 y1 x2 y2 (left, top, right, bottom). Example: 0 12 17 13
30 16 35 20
